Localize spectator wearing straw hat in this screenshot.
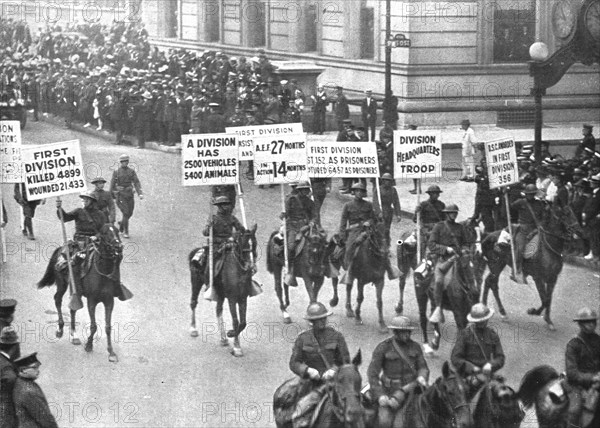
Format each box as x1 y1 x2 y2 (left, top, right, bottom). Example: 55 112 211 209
576 124 596 158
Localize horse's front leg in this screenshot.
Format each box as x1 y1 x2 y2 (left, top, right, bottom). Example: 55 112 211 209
345 280 355 318
354 282 365 326
104 298 118 362
84 299 97 353
543 278 557 331
375 279 386 333
527 275 546 317
303 272 316 303
54 272 67 338
274 267 291 323
69 307 81 345
396 273 406 315
313 276 324 302
329 274 339 307
227 299 243 357
216 299 228 346
189 270 203 337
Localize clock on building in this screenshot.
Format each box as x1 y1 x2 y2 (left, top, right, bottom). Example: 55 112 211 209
583 0 600 42
552 0 577 39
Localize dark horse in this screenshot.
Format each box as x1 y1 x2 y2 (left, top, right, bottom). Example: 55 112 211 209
395 220 479 351
266 224 328 323
474 205 582 331
338 223 387 331
470 378 524 428
37 224 123 362
274 350 365 428
189 225 257 357
518 365 571 428
366 361 472 428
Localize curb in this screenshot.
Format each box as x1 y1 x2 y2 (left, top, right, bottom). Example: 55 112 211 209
563 255 600 271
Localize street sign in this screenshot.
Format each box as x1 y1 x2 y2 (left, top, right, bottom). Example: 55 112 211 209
181 133 239 186
226 123 304 161
253 133 308 185
0 120 22 183
21 140 85 201
306 141 379 178
389 33 411 48
484 137 519 189
393 131 442 179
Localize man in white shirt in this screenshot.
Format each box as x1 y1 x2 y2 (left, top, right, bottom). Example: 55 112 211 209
460 119 477 181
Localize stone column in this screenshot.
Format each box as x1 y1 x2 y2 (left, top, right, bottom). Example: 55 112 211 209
343 0 361 59
287 0 309 53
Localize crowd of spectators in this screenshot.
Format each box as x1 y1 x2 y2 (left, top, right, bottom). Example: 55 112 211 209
0 18 307 147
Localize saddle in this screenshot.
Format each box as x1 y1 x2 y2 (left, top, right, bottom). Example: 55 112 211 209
274 377 325 428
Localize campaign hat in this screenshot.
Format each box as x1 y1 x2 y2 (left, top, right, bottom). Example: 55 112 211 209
467 303 494 323
79 191 98 201
213 196 231 205
573 307 598 322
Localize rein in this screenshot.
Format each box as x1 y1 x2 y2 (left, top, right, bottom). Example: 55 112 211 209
327 376 362 427
90 229 122 281
222 233 255 272
420 376 470 428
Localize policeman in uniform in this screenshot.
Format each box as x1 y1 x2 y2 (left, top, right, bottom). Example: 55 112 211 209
91 177 116 223
0 299 17 332
201 196 246 301
510 184 545 282
289 302 350 426
368 316 429 428
414 185 445 260
110 154 144 238
451 303 505 397
428 204 474 323
283 181 317 286
0 326 20 428
565 307 600 427
339 182 398 282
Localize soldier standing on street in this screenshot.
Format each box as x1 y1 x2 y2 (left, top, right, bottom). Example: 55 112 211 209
91 177 116 224
14 183 43 241
565 307 600 428
368 316 429 428
414 185 445 260
375 173 401 247
333 86 349 132
110 154 144 239
451 303 505 397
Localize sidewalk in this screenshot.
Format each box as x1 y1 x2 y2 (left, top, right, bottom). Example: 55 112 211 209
39 114 599 271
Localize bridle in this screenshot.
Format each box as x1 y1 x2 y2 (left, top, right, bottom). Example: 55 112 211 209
222 230 256 272
91 225 122 280
423 374 471 428
327 368 364 427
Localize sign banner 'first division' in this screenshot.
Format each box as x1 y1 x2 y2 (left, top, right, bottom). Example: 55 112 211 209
484 137 519 189
306 141 379 178
226 123 304 161
0 121 22 183
21 140 85 201
253 133 308 185
182 133 239 186
393 131 442 179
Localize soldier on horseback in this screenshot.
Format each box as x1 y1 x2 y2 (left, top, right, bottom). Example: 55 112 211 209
282 181 318 287
565 307 600 427
510 184 545 283
428 203 475 323
451 303 505 397
288 302 350 427
414 185 445 259
338 182 398 283
200 196 246 301
367 316 429 428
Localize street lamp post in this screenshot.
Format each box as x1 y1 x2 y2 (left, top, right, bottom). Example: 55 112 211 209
384 0 392 113
528 41 549 165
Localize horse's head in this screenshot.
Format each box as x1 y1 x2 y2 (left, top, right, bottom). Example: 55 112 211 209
306 224 328 267
330 350 365 428
518 365 568 425
238 224 258 261
434 361 472 428
547 205 583 238
97 223 123 259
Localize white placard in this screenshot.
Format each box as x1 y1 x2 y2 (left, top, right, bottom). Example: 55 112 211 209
21 140 85 201
484 137 519 189
253 133 308 185
181 133 239 186
226 123 304 161
0 121 22 183
393 131 443 179
306 141 380 178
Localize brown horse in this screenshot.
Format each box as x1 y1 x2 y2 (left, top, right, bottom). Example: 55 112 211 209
37 224 123 362
474 205 582 330
274 350 365 428
266 224 329 323
189 225 257 357
470 379 524 428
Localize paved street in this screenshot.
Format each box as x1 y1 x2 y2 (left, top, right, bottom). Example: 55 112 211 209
1 119 599 427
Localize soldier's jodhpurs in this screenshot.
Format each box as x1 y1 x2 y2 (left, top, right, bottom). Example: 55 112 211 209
115 193 135 233
433 255 473 308
377 380 408 428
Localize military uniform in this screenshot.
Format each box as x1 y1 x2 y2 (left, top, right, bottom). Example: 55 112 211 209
110 165 143 236
510 197 545 272
289 327 350 377
0 352 17 428
211 185 237 210
202 211 245 248
367 337 429 401
13 377 59 428
285 193 316 254
375 182 401 246
92 188 116 223
451 324 505 376
414 199 445 259
473 173 498 232
57 206 107 242
339 198 378 267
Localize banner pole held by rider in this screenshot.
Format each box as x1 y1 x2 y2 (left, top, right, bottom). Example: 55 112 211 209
56 197 83 312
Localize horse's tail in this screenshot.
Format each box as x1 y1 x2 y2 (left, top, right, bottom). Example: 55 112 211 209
37 246 61 289
517 365 560 409
266 231 280 274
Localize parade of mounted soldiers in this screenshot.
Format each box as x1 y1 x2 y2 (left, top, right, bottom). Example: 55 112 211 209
1 9 599 428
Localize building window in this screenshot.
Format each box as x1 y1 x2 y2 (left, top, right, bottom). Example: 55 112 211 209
493 0 536 63
360 7 374 59
305 3 317 52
